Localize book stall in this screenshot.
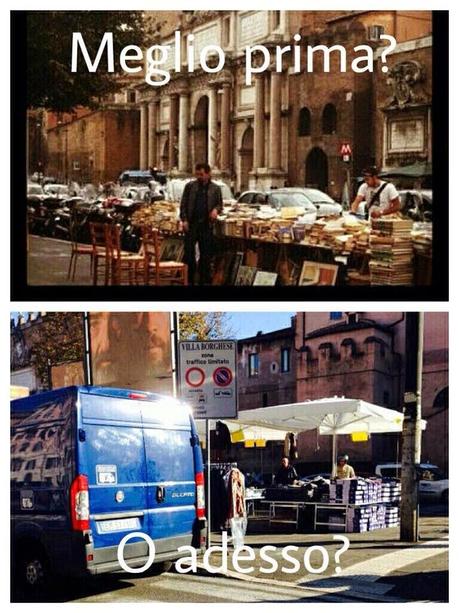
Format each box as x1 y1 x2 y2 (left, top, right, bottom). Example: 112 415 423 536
131 203 432 286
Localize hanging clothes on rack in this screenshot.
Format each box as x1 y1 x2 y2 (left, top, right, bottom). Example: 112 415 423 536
224 467 247 548
206 462 237 531
283 432 298 460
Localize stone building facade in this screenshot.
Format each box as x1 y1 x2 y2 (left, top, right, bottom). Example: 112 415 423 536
135 10 432 196
374 36 432 184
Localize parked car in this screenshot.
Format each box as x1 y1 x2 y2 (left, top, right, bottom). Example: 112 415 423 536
166 178 236 206
11 386 207 591
237 188 341 217
43 184 70 199
118 170 154 186
375 463 448 502
237 190 318 223
399 189 432 222
275 188 343 217
27 183 45 199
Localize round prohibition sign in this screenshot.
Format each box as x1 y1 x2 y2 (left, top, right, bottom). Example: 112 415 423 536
213 366 233 387
185 367 206 388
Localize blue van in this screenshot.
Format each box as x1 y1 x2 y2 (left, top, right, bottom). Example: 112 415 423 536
11 386 207 590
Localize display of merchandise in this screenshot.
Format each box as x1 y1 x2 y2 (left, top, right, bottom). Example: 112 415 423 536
345 504 399 532
329 477 383 504
369 217 414 285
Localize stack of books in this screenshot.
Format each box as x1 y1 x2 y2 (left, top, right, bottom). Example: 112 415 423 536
380 481 401 502
369 218 414 285
384 506 400 528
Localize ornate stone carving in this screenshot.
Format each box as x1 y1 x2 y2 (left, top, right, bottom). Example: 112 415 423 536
385 60 427 109
182 10 220 27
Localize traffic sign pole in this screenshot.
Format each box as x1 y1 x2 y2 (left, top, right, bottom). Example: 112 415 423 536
206 419 211 547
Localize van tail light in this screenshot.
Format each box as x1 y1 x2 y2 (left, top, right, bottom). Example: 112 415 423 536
195 471 206 519
70 474 90 531
128 392 148 400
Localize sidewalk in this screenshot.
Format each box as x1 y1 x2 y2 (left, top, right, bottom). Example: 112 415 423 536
27 235 92 285
200 511 448 602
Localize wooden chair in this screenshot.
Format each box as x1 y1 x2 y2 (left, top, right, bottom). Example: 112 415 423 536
89 222 110 285
105 224 144 285
67 220 93 281
142 228 188 286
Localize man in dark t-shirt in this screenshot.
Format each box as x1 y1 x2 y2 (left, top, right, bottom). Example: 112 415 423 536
275 456 299 486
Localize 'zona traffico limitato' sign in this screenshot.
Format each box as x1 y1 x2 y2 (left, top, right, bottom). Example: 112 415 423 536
178 340 237 419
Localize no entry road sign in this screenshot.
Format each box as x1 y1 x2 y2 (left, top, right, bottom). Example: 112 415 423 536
179 340 237 419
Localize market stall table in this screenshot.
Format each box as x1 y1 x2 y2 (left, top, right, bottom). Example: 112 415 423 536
256 499 399 533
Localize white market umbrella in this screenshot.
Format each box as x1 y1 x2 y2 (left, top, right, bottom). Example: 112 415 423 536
219 397 426 470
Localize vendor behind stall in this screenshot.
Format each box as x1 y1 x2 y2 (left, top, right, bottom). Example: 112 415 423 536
332 454 356 479
275 456 299 485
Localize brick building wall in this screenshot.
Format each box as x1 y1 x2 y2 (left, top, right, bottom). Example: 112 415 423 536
238 322 297 411
294 312 448 471
288 22 374 200
47 108 140 184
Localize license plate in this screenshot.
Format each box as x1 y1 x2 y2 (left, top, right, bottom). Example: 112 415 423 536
97 517 141 533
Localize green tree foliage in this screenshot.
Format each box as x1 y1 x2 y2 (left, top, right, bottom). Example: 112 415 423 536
27 11 146 111
178 313 233 341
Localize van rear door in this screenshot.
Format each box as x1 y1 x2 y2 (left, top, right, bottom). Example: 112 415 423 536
140 398 197 544
78 392 150 551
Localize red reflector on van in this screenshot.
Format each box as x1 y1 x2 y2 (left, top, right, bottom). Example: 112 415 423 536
195 472 204 486
87 554 93 561
195 471 206 519
70 474 90 531
128 392 148 400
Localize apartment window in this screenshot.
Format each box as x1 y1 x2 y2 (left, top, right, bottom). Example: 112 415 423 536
281 348 290 373
322 103 337 135
273 11 281 29
127 90 137 104
248 353 259 377
262 392 268 407
330 312 343 320
298 107 312 137
368 25 385 41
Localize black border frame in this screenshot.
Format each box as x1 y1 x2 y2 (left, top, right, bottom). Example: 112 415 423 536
10 10 449 301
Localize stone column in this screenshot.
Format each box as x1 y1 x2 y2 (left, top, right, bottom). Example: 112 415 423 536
229 12 237 50
280 11 288 37
254 75 265 169
139 102 148 170
168 94 178 170
147 100 157 169
269 71 282 169
208 86 218 168
220 83 231 172
178 92 189 173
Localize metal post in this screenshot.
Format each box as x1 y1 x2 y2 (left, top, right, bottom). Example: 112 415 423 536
332 432 337 475
206 419 211 546
400 312 423 542
170 312 179 398
415 313 424 464
83 312 93 386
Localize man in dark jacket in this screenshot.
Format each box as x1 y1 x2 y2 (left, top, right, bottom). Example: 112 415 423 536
275 456 299 486
180 163 223 285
